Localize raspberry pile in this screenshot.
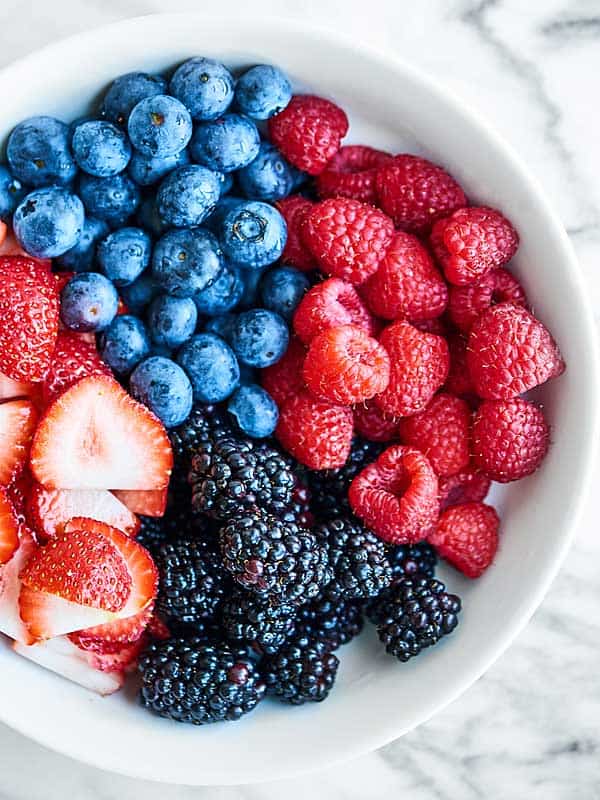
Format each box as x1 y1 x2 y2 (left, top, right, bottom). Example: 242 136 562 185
0 55 565 727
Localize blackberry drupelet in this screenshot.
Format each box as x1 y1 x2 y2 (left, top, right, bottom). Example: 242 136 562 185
278 478 314 528
139 637 266 724
371 576 461 662
169 402 231 467
136 501 214 558
219 507 332 604
308 437 383 520
263 631 339 704
387 541 438 580
316 516 392 600
297 595 363 650
221 588 297 655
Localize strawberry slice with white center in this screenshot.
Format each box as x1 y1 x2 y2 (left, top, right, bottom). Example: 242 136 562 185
0 487 20 564
68 605 153 653
112 488 168 518
26 483 140 542
30 375 173 490
0 527 37 643
0 399 38 486
42 331 111 406
0 371 37 402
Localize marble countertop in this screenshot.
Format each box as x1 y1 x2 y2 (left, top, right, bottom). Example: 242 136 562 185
1 1 599 797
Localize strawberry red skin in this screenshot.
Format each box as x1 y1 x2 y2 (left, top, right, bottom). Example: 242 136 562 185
261 336 307 408
429 501 499 578
0 487 20 564
0 399 38 486
112 488 168 518
42 331 111 405
448 268 527 332
316 145 393 204
293 277 376 346
68 606 153 653
275 196 316 272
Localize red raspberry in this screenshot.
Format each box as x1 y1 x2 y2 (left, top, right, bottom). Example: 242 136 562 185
375 321 449 417
304 198 394 285
276 389 353 469
438 467 491 511
398 392 471 477
268 95 349 175
413 317 448 336
444 333 475 397
275 195 316 272
353 400 399 442
472 398 549 482
349 445 439 545
431 206 519 286
261 336 307 407
360 231 448 321
293 277 375 345
375 154 466 234
303 324 390 405
448 268 527 332
316 145 393 204
429 502 499 578
467 303 564 399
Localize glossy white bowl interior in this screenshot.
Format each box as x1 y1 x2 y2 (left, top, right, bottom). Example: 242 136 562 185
0 15 597 786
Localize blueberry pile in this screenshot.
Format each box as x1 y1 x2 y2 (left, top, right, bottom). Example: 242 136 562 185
0 61 306 436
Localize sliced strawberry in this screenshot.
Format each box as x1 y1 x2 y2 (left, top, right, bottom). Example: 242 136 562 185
88 635 145 674
147 612 171 641
0 488 19 564
69 605 153 653
26 484 140 542
112 488 168 518
0 220 6 245
0 527 37 643
0 372 37 402
42 331 111 406
6 470 34 525
53 271 74 294
0 399 38 485
0 229 52 270
30 375 173 491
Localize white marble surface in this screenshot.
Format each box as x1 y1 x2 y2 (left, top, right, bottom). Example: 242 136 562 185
0 1 599 797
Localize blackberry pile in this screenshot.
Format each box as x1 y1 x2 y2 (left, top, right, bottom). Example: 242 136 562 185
221 589 297 655
263 632 339 705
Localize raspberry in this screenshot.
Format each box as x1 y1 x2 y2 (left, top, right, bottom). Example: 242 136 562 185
375 320 449 417
413 317 448 336
349 445 439 545
276 389 353 469
275 195 316 272
431 206 518 286
268 95 348 175
429 501 499 578
438 467 491 511
293 277 375 345
467 304 564 399
304 198 394 285
444 333 475 397
316 145 393 204
375 154 466 234
360 232 448 321
448 268 527 332
303 324 390 405
398 392 471 477
472 398 549 482
353 400 399 442
260 336 306 407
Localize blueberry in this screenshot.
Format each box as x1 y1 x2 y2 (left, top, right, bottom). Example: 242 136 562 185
190 114 260 173
238 266 266 309
147 294 197 349
79 172 140 228
128 148 189 186
260 265 309 321
234 65 292 120
120 269 161 314
194 262 244 315
128 95 192 159
130 356 192 428
230 309 289 367
169 58 234 121
136 197 167 238
99 314 151 374
177 333 240 402
71 120 131 177
156 164 220 228
204 313 236 341
13 187 84 258
101 71 168 126
151 227 222 298
56 216 109 272
227 383 279 438
149 342 174 359
0 165 25 220
60 272 119 332
7 116 77 187
97 227 151 286
220 200 286 268
219 172 234 197
205 195 244 235
237 142 295 201
237 362 257 385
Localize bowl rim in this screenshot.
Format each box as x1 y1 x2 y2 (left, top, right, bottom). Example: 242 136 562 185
0 12 598 785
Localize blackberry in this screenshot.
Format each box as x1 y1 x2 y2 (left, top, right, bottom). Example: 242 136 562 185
308 437 383 520
136 504 214 558
278 479 314 528
139 637 266 724
221 588 297 655
263 632 339 704
169 403 231 467
387 541 438 580
189 435 296 521
154 536 229 626
316 516 392 600
297 595 363 650
219 508 332 604
371 576 461 662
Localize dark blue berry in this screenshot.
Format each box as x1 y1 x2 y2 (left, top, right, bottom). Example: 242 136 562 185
230 308 289 367
234 65 292 120
135 197 167 238
56 216 109 272
128 148 189 186
151 228 222 298
156 164 220 228
204 195 243 235
13 187 84 258
120 269 161 315
101 71 167 126
177 333 239 402
0 165 25 220
128 95 192 158
169 58 234 121
97 226 151 286
99 314 151 374
147 294 198 349
260 265 309 321
237 141 295 201
204 313 236 341
193 262 243 315
190 114 260 173
219 200 286 268
7 116 77 187
227 383 279 438
78 172 140 227
238 266 267 309
60 272 119 332
71 120 131 177
130 356 193 428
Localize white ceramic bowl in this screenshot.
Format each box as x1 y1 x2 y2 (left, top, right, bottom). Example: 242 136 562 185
0 14 597 786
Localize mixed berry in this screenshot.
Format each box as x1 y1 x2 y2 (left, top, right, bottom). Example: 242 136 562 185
0 56 564 724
